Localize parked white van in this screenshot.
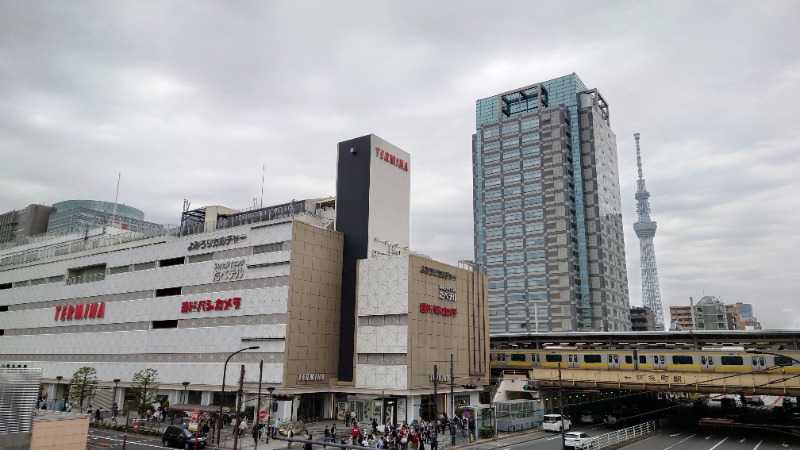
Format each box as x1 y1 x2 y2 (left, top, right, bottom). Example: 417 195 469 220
542 414 572 432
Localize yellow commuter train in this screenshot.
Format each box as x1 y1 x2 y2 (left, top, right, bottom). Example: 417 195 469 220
490 347 800 373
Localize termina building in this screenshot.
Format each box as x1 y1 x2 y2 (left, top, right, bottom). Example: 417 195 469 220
0 134 489 425
473 73 631 334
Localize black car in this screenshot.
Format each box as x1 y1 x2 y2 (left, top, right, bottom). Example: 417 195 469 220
162 425 207 449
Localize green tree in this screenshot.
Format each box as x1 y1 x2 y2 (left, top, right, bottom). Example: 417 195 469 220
129 368 160 418
68 366 98 411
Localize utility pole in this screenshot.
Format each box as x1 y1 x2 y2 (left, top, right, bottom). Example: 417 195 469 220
255 360 263 450
450 354 455 446
433 365 438 436
558 364 566 450
232 365 245 450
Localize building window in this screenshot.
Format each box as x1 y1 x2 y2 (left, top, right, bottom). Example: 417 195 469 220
159 257 185 268
155 287 182 297
152 320 178 329
255 242 286 254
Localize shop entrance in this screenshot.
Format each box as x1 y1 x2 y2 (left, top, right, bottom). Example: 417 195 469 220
298 393 325 420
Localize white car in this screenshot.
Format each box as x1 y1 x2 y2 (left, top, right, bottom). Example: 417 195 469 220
542 414 572 432
564 431 594 449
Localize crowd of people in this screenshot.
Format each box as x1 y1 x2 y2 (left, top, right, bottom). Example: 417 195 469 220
317 413 477 449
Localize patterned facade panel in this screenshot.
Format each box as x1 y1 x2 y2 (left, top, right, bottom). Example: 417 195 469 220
356 354 407 365
355 364 408 390
356 325 407 353
357 255 409 316
357 315 408 327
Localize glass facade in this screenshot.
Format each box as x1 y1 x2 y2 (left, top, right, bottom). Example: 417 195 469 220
473 74 631 333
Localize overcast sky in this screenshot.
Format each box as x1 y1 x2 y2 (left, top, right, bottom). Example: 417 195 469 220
1 1 798 329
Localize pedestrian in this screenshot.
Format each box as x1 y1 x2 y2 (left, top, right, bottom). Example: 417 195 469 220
429 433 437 450
304 433 314 450
253 424 261 446
331 423 337 440
94 408 102 423
274 417 282 437
239 416 248 438
288 424 295 448
324 425 331 448
344 410 350 426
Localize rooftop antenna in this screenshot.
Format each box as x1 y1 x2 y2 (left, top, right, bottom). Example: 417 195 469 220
111 172 121 228
261 164 265 208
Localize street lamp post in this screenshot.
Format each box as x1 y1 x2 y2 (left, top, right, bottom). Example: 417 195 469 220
113 379 120 423
182 382 190 404
216 346 259 446
56 376 63 411
265 387 275 444
558 363 566 450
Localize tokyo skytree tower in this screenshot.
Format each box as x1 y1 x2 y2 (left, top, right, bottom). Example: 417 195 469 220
633 133 665 330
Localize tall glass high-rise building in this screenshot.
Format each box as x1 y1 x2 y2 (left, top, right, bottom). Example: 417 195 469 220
472 73 631 333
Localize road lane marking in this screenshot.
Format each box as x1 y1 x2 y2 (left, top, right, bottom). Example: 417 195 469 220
753 440 762 450
705 435 713 440
709 437 729 450
89 434 164 449
547 436 560 440
670 433 681 437
664 433 696 450
740 438 746 443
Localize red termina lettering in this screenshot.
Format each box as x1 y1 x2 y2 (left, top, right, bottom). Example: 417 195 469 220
54 306 61 321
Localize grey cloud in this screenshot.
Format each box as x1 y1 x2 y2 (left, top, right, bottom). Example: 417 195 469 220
1 1 798 328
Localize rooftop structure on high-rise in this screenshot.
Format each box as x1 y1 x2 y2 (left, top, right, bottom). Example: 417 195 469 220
633 133 665 330
472 73 631 333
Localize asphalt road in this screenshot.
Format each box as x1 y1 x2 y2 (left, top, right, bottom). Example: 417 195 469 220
622 428 798 450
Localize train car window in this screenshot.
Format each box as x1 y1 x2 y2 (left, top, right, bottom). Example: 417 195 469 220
569 354 573 363
759 356 766 366
639 355 647 364
775 356 794 366
511 354 526 362
607 355 612 363
709 357 714 365
720 356 744 366
752 356 758 365
545 354 563 363
614 355 619 364
701 356 706 365
584 355 602 363
625 356 632 364
659 355 665 364
672 355 694 365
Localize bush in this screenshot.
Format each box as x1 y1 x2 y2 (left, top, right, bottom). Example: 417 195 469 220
479 426 495 439
244 405 255 420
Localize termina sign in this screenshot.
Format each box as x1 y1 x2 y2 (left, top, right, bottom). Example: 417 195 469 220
375 147 409 172
298 373 324 381
420 265 456 280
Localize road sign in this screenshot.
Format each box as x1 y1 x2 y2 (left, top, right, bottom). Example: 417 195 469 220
191 409 200 422
259 410 267 419
188 421 198 431
463 412 470 419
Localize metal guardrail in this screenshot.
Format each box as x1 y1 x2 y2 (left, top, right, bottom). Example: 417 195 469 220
588 420 660 449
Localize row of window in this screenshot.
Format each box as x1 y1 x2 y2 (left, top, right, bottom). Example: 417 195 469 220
485 209 544 224
483 146 542 164
484 184 542 200
0 241 286 291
